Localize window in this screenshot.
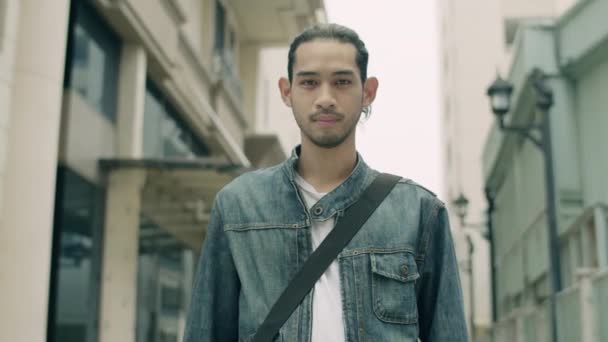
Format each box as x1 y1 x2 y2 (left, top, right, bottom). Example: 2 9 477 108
229 28 236 51
161 286 181 315
136 218 192 342
0 0 6 52
212 0 241 99
63 0 121 122
213 0 226 53
143 81 209 158
48 167 105 342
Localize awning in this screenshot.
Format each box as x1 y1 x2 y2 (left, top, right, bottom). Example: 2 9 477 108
245 133 287 168
100 158 249 250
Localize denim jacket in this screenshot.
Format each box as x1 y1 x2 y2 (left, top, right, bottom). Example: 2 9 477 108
184 148 468 342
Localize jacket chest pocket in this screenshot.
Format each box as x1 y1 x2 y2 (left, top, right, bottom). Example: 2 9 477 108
370 251 420 324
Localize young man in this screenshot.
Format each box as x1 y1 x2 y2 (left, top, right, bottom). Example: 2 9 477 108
184 24 467 341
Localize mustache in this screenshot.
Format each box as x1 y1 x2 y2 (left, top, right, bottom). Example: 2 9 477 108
311 110 343 120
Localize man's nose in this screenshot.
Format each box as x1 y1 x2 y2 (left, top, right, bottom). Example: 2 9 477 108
314 84 336 110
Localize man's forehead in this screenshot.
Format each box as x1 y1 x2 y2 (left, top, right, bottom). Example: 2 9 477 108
293 39 358 73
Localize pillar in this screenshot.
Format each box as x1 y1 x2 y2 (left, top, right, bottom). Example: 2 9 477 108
0 1 70 341
98 169 146 342
98 43 147 342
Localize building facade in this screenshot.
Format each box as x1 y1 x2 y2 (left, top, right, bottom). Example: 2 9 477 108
437 0 504 339
482 0 608 340
0 1 324 342
436 0 608 341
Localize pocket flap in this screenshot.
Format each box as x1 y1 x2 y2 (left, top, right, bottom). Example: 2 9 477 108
371 252 419 282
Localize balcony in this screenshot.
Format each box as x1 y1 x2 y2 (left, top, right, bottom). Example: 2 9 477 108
491 204 608 342
230 0 325 44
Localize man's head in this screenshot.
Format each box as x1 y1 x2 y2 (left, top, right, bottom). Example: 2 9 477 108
287 24 369 85
279 24 378 150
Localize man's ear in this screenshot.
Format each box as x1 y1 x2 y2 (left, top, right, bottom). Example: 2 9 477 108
278 77 292 107
362 77 379 107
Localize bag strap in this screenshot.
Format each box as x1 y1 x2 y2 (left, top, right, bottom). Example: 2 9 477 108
252 173 401 342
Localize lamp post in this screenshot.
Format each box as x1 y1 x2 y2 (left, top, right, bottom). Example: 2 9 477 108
486 69 561 342
452 193 475 341
484 187 497 323
453 192 495 341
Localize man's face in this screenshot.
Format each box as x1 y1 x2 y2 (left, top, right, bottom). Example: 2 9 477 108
279 39 378 149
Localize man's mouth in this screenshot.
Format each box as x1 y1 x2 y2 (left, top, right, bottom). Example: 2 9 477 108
314 114 340 127
312 112 341 125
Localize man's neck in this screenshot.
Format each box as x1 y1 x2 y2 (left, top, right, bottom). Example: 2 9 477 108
296 140 357 193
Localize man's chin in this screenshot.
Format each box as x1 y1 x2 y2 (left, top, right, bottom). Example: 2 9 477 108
310 136 348 149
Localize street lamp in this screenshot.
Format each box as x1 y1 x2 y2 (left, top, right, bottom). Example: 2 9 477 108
486 68 561 342
453 193 470 227
452 192 490 342
486 75 513 120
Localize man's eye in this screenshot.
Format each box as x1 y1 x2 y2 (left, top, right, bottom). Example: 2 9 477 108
336 79 352 86
300 80 318 86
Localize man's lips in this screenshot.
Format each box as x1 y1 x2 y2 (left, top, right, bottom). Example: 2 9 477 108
313 114 340 127
312 113 342 123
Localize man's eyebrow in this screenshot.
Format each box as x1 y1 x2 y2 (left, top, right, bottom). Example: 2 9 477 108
295 70 356 77
333 70 355 76
295 71 320 77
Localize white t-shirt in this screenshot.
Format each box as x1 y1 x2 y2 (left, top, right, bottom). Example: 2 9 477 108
294 173 346 342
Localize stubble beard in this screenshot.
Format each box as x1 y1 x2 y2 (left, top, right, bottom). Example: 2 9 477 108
296 110 361 149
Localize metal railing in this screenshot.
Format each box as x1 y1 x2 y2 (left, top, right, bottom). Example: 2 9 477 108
593 269 608 341
493 268 606 342
491 204 608 342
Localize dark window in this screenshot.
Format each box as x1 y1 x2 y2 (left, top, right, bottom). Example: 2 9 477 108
229 28 236 50
214 0 226 53
48 167 105 342
143 81 210 158
136 218 191 342
161 286 181 315
0 0 6 52
64 0 121 122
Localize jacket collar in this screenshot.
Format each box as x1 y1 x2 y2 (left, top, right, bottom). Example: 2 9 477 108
282 145 378 221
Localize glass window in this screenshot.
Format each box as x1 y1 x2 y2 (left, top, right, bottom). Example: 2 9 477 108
48 167 105 342
136 217 194 342
143 81 209 158
64 0 121 122
214 0 226 53
0 0 6 52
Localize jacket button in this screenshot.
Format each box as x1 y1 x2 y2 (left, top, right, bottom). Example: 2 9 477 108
313 206 323 215
400 264 409 276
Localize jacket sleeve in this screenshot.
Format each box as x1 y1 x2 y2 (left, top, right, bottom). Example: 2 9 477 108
417 203 469 341
183 196 240 342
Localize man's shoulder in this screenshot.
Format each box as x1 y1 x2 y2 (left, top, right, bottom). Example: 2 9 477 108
393 177 444 207
217 162 286 200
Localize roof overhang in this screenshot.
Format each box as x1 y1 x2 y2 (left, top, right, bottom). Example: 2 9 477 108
244 133 287 168
100 158 249 250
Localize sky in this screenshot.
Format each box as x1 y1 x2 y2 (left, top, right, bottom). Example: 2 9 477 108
323 0 444 196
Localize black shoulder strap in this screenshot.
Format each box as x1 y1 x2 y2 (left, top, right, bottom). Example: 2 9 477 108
252 173 401 342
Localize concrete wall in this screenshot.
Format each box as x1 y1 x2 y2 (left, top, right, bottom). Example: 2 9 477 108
59 90 116 183
576 58 608 206
0 0 18 232
500 0 579 27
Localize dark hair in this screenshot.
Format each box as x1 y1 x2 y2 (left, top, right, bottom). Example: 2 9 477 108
287 23 369 84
